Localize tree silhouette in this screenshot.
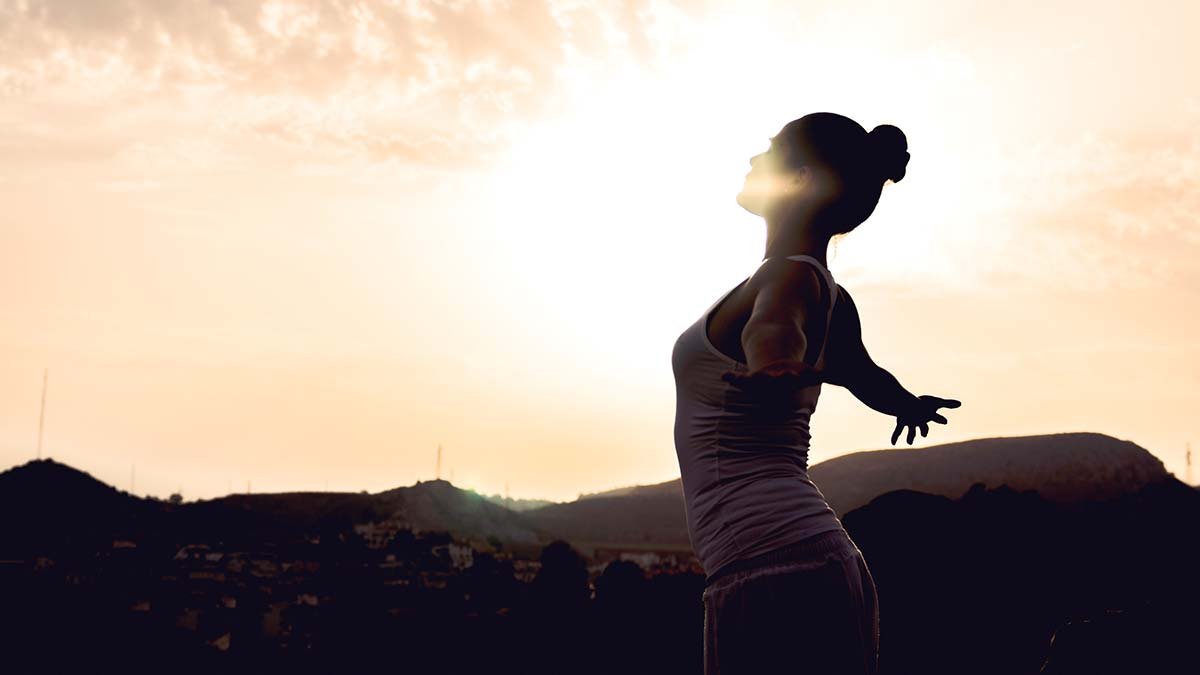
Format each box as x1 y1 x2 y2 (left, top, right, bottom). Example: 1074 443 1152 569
524 540 593 673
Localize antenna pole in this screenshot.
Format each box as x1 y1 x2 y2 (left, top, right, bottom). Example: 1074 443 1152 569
436 443 442 480
1187 441 1193 485
36 368 48 459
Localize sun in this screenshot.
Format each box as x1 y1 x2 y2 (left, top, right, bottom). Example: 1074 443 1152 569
467 4 949 382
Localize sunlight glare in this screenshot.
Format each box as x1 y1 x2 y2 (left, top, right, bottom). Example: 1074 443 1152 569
476 4 971 383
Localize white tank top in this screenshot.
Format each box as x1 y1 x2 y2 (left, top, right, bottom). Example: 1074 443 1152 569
671 254 846 579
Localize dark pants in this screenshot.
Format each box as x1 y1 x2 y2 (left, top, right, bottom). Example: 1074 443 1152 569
702 530 880 674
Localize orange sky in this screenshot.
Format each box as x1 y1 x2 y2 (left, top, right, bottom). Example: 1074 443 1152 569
2 0 1197 502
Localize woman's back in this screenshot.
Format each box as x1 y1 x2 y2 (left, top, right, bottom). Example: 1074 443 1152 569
672 255 847 581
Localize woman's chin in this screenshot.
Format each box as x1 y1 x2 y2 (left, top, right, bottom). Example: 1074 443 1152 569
736 191 763 216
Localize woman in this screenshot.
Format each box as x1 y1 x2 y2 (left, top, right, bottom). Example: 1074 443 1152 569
671 112 961 674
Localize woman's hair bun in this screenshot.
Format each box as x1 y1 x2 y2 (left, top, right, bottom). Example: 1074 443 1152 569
867 124 910 183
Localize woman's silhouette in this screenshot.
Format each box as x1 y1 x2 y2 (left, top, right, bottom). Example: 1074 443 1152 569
671 112 961 674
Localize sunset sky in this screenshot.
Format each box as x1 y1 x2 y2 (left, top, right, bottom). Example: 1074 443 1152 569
1 0 1197 502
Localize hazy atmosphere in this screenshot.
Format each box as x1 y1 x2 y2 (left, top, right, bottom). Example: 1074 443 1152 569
2 0 1198 502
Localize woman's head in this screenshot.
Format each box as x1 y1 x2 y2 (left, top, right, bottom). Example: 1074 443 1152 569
736 112 909 235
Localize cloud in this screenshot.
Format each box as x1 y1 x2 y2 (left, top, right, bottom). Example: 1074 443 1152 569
0 0 696 169
978 131 1200 291
5 0 1197 296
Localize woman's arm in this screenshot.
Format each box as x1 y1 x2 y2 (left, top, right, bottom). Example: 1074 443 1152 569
821 285 921 417
842 362 922 418
722 269 961 439
739 262 823 374
822 284 962 444
719 262 826 403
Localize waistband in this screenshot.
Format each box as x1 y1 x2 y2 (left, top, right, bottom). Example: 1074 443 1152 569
704 528 856 588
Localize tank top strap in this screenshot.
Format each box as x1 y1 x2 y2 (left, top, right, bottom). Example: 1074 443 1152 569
782 255 838 365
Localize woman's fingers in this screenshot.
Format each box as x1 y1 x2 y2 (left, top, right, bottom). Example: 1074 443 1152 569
892 401 951 446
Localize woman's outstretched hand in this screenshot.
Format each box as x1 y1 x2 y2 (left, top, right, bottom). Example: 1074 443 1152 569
891 394 961 446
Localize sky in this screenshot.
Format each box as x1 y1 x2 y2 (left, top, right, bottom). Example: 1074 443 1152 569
1 0 1197 502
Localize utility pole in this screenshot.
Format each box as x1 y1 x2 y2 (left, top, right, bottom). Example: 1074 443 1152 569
36 368 48 459
436 443 442 480
1187 442 1193 485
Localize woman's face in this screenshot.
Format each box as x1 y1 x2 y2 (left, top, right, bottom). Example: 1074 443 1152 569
736 136 807 217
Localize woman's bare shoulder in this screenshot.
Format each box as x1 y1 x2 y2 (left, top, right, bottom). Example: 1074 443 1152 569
751 257 826 295
743 258 827 324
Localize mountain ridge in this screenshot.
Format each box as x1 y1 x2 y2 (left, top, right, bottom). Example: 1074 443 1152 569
0 432 1177 555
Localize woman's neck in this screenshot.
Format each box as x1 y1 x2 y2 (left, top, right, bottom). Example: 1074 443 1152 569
762 215 833 266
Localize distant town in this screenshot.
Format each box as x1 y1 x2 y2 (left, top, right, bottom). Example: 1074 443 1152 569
0 457 706 672
1 518 701 654
3 433 1197 673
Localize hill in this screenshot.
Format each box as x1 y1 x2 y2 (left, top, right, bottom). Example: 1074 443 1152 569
373 479 544 545
574 479 682 501
520 432 1171 549
477 492 557 512
168 478 546 548
0 458 164 555
807 431 1169 515
0 461 546 551
0 432 1173 556
524 480 691 554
